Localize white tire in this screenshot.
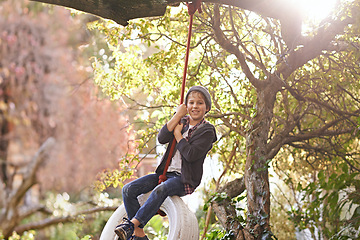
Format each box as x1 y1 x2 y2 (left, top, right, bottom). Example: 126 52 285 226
100 192 199 240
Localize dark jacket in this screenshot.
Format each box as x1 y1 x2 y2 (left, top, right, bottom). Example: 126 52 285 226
155 121 217 189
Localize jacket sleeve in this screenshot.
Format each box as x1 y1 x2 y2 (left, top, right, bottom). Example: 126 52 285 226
157 123 174 144
176 127 215 163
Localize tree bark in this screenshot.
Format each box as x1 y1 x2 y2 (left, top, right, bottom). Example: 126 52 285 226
31 0 168 26
244 77 282 238
210 3 286 238
211 177 246 233
30 0 301 27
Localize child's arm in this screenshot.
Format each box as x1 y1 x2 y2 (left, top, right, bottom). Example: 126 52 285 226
174 123 184 143
166 104 187 132
158 104 187 144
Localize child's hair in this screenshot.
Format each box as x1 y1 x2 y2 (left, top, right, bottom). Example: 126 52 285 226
185 86 212 111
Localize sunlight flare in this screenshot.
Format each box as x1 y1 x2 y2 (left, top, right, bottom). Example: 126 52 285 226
292 0 338 22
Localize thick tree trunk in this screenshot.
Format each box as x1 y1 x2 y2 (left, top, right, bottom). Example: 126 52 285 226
211 177 246 232
244 78 281 238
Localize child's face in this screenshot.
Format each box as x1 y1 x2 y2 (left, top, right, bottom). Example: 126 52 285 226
186 91 209 124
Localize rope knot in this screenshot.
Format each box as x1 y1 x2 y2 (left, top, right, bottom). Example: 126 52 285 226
158 175 167 184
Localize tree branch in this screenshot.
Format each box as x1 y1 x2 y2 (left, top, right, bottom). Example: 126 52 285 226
212 4 263 89
210 111 251 120
266 104 359 160
305 97 360 117
30 0 303 26
14 206 117 236
10 138 55 208
286 127 354 145
278 16 354 79
31 0 168 26
18 205 53 220
0 178 5 208
211 177 246 232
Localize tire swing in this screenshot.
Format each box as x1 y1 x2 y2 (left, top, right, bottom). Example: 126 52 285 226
99 192 199 240
100 1 202 239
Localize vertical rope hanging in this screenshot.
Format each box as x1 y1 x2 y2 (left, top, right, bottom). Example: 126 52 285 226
158 0 202 184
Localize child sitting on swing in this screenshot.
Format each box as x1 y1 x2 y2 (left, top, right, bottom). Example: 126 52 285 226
115 86 217 240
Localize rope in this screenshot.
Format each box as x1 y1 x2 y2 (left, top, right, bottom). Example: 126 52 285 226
158 0 202 184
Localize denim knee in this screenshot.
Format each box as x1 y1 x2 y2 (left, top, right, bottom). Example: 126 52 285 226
122 183 132 198
152 184 167 198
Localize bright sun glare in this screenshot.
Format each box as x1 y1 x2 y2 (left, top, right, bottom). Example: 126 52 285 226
294 0 338 22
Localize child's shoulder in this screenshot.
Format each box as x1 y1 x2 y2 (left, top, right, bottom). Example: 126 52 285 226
204 121 215 128
200 121 217 135
203 122 217 142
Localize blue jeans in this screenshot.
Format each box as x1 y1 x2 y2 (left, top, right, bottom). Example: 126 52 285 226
122 172 186 228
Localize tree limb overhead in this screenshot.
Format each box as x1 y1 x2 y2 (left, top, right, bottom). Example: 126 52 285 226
30 0 301 26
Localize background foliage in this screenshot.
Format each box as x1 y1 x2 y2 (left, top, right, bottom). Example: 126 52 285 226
0 0 133 239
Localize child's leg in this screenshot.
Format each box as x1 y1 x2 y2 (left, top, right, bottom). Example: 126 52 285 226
131 219 146 237
122 173 159 219
132 173 186 229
